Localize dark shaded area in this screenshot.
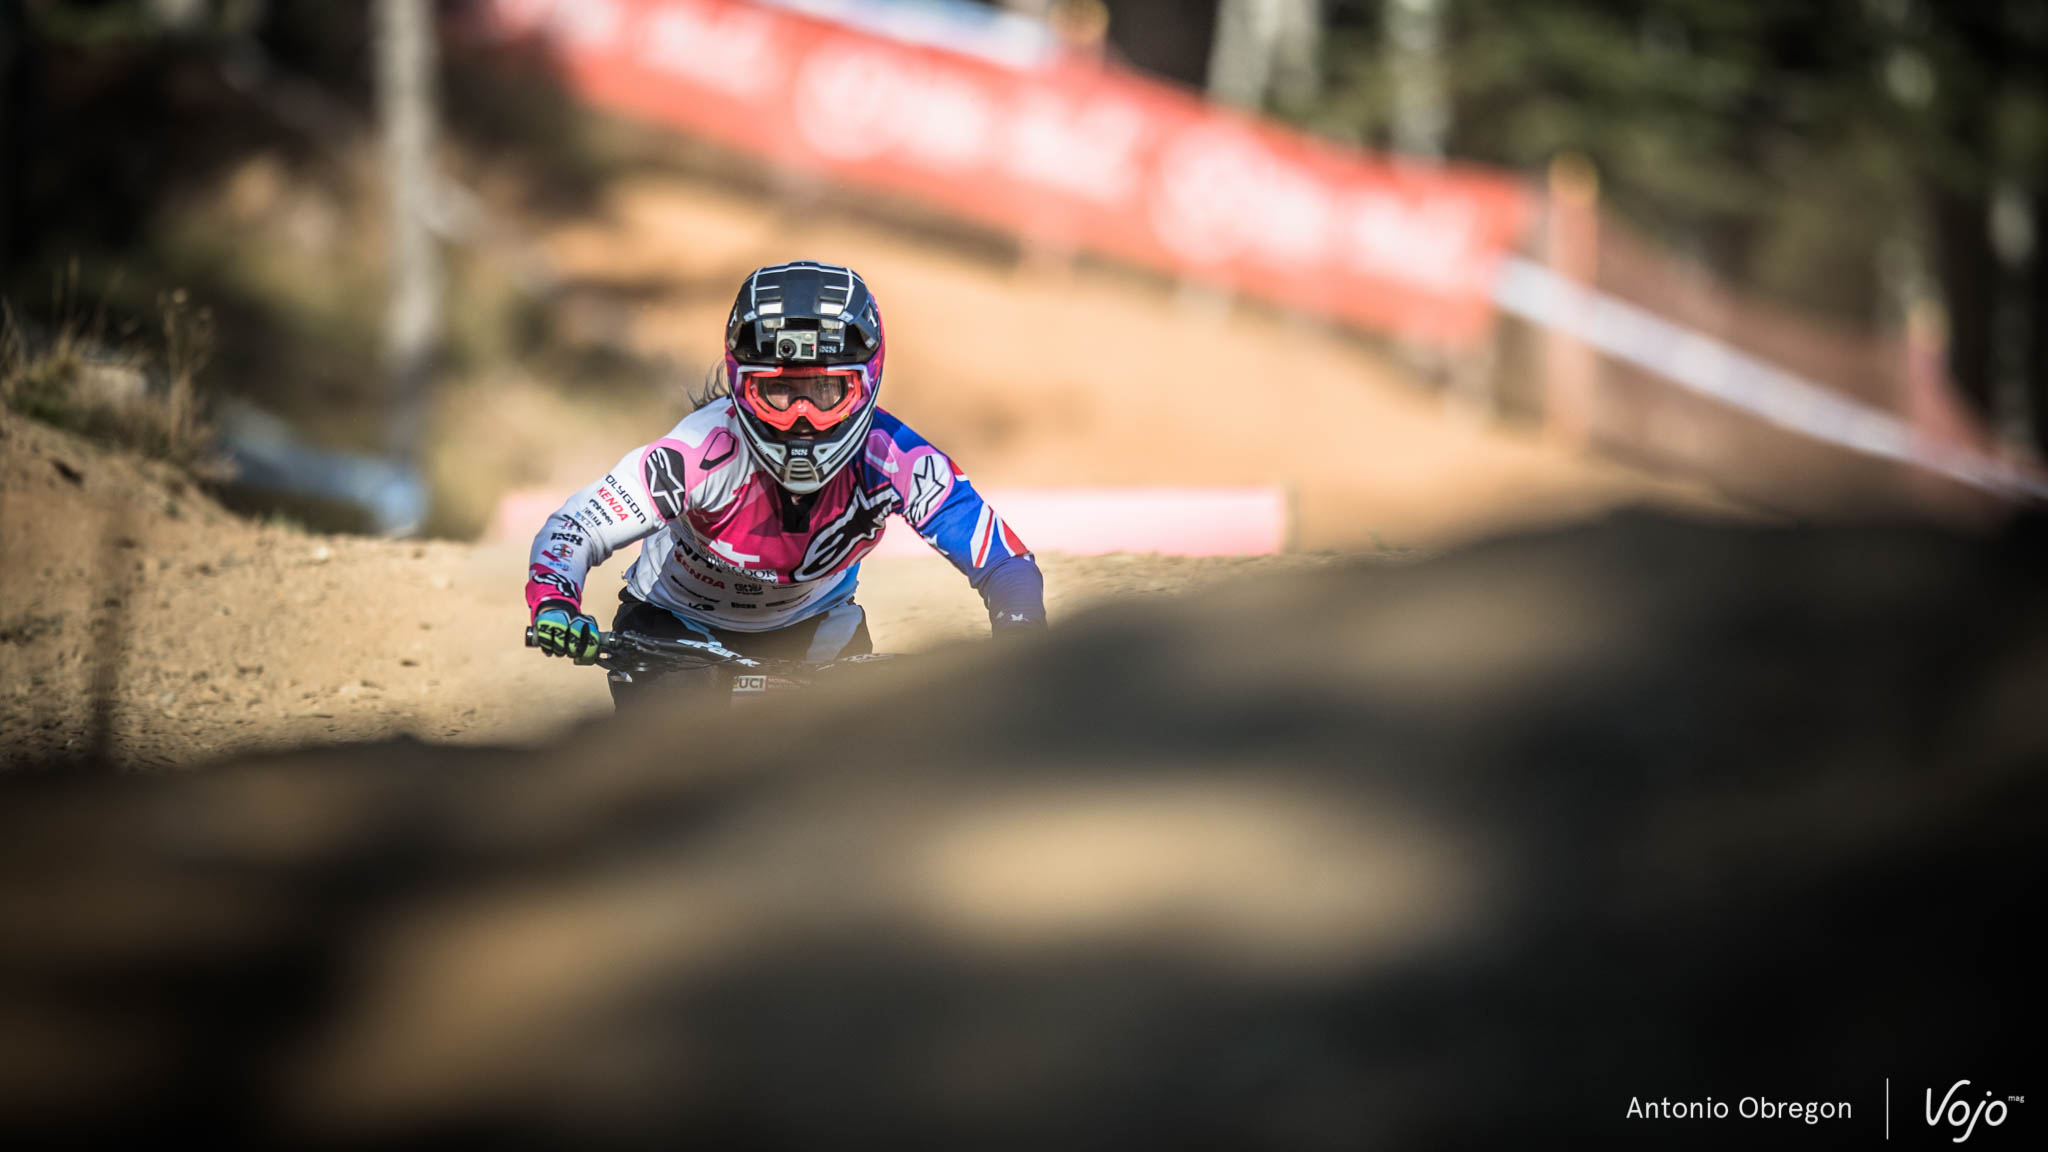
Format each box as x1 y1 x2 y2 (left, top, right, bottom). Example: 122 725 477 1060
1 2 674 536
6 2 606 273
1 3 615 441
0 0 28 279
0 513 2040 1148
1101 0 1218 91
1314 0 2048 452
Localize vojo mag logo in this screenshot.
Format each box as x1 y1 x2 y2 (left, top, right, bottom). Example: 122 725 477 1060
1926 1080 2023 1143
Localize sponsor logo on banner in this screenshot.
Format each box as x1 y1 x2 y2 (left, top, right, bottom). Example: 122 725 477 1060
638 1 782 99
477 0 1531 346
1005 93 1148 204
1150 125 1330 267
794 47 994 168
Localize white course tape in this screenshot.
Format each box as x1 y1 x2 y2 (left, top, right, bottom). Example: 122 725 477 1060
1493 257 2048 500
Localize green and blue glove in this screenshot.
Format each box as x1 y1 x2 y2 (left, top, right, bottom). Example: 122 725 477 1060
533 601 602 665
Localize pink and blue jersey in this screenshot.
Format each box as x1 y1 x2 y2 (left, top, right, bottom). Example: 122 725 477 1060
525 399 1043 633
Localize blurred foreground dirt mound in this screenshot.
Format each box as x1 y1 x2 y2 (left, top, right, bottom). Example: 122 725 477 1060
2 513 2043 1148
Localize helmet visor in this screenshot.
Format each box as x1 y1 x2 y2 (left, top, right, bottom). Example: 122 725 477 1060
737 366 867 434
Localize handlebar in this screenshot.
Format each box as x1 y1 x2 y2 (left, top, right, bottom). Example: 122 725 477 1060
525 624 757 666
525 625 896 677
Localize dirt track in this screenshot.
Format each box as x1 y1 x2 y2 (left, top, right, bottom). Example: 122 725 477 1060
2 406 1347 767
6 160 1736 769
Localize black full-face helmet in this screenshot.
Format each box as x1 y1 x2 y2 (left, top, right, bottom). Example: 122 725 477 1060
723 261 885 494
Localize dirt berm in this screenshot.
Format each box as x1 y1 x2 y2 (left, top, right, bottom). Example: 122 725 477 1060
0 406 1341 764
2 512 2042 1148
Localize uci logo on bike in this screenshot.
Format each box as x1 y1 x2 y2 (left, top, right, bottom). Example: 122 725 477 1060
1928 1081 2023 1143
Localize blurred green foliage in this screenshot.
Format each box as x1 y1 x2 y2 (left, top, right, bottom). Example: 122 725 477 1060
1309 0 2047 335
1 0 622 452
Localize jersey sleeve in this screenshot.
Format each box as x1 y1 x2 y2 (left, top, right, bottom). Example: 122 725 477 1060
872 415 1048 631
523 436 686 617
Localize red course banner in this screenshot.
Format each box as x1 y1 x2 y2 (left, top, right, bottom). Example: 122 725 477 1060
480 0 1533 346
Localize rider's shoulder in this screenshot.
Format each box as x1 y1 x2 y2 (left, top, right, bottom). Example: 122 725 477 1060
860 409 967 517
637 399 747 501
865 407 941 453
666 395 736 441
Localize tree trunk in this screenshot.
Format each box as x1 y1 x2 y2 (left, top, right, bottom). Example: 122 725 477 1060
1384 0 1446 159
1933 188 1997 423
1206 0 1318 112
374 0 440 525
1206 0 1272 110
0 0 24 281
2028 188 2048 457
1268 0 1320 113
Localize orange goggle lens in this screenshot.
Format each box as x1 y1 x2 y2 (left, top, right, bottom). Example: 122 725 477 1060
740 368 865 432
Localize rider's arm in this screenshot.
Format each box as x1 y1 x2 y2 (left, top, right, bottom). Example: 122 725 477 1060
874 416 1047 634
524 441 679 618
972 553 1047 635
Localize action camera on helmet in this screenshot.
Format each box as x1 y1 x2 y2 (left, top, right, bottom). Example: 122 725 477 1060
775 330 818 361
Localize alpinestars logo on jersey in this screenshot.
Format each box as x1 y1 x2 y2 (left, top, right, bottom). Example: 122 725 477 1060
643 446 690 520
793 485 895 581
906 451 950 526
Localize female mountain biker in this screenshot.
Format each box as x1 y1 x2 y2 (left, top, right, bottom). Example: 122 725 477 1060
525 260 1046 706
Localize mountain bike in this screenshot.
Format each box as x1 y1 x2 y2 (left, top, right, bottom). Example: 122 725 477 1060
523 626 898 705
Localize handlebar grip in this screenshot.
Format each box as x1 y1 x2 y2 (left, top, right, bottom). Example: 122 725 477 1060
526 625 617 652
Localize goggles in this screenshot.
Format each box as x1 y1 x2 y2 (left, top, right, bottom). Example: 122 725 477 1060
735 365 868 434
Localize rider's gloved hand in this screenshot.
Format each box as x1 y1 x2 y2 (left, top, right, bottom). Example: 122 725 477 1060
989 610 1045 643
533 601 602 664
